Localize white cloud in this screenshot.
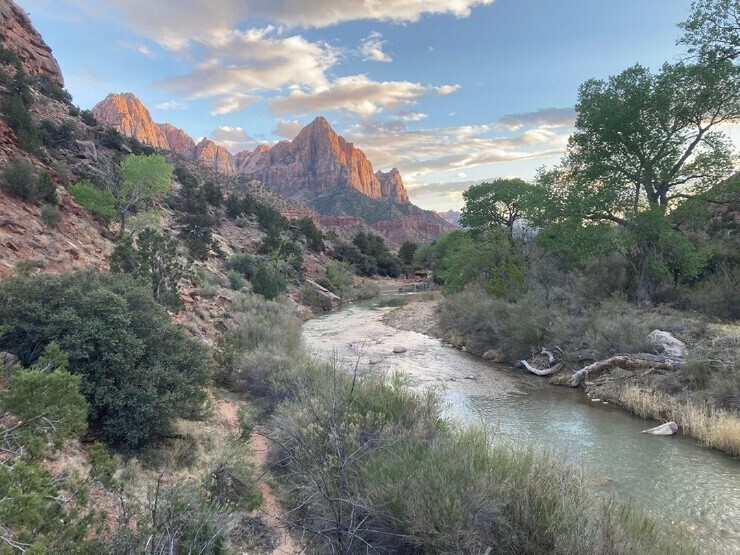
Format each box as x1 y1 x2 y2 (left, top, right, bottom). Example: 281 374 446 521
274 119 304 138
210 93 261 115
155 99 188 110
498 107 576 130
436 84 461 95
269 74 431 115
210 126 254 152
396 110 428 121
359 31 392 62
158 28 336 100
246 0 495 28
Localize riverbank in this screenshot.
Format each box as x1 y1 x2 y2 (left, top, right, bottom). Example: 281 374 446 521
382 294 740 457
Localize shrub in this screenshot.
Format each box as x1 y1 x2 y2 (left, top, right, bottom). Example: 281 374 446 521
1 158 35 199
35 171 58 204
227 252 259 280
251 261 287 300
40 203 61 228
68 180 117 223
0 272 211 451
227 270 246 290
79 109 97 126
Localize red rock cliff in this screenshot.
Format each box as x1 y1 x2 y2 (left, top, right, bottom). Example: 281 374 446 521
195 138 236 176
92 93 169 149
0 0 64 86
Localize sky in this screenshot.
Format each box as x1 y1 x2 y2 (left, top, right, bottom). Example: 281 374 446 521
19 0 703 211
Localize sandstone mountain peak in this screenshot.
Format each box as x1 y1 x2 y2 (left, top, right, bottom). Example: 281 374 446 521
0 0 64 86
93 92 169 149
195 138 236 176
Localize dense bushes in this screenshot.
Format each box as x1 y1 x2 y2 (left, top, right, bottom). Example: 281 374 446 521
0 272 211 451
68 180 117 223
1 158 58 203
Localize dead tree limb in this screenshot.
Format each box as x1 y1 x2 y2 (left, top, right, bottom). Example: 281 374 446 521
570 354 685 387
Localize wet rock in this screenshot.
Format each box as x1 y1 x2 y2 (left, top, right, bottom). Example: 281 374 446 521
392 346 407 354
647 330 687 359
642 422 678 435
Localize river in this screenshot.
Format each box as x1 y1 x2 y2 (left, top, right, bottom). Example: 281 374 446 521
302 295 740 554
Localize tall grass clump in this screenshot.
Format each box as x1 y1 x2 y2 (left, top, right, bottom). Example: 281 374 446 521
263 359 693 554
610 385 740 456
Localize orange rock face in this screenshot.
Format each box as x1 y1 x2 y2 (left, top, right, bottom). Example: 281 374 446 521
195 138 236 176
92 93 169 149
159 123 196 158
0 0 64 86
240 117 410 203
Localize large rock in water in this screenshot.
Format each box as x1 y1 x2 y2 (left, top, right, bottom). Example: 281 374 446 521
647 330 687 359
642 422 678 435
0 0 64 86
93 93 170 149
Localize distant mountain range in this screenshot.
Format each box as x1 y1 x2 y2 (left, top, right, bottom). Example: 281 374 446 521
92 93 453 244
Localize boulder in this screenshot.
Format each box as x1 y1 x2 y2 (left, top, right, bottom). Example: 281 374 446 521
2 351 19 383
642 422 678 435
647 330 687 359
74 140 97 161
304 279 341 310
482 349 503 362
392 346 407 354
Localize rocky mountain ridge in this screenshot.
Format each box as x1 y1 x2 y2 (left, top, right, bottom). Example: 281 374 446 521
91 92 452 243
0 0 64 87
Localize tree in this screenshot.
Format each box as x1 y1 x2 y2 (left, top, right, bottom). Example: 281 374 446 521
562 62 739 218
680 0 740 62
398 241 418 265
0 272 210 451
68 180 117 223
459 178 541 238
115 154 173 237
110 229 188 311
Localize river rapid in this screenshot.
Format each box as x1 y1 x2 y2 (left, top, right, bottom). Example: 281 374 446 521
302 295 740 554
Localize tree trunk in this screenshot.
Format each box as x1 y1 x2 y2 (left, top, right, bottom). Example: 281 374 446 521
570 354 685 387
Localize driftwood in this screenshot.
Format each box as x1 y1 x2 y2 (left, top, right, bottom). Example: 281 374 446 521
540 348 556 365
570 353 685 388
518 360 563 376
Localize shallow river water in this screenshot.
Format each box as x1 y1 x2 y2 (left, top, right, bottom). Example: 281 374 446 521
302 296 740 554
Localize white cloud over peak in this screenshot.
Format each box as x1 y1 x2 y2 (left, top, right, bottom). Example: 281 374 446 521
210 93 261 115
274 119 304 138
359 32 392 62
269 74 431 115
155 99 188 110
210 126 254 152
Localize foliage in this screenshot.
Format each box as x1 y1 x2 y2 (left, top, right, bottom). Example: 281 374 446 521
251 261 288 300
1 68 39 152
0 272 210 451
679 0 740 62
34 74 73 104
110 229 189 311
38 119 75 147
68 180 117 223
40 203 61 228
202 180 222 207
460 178 542 237
398 240 418 265
0 159 57 203
293 216 324 252
116 154 173 236
227 253 259 280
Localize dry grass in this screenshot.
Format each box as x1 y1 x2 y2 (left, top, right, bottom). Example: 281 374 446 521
611 385 740 456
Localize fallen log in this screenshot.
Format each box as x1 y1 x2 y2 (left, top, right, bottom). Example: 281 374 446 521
540 348 556 365
570 354 684 387
518 360 563 376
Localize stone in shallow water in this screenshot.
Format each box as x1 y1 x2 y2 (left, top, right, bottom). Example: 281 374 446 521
642 422 678 435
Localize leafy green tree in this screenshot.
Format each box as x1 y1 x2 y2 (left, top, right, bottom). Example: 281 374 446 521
680 0 740 62
460 178 541 238
251 262 287 300
110 229 188 311
398 241 418 265
68 180 117 223
202 180 222 207
295 216 324 252
115 154 173 237
0 272 210 450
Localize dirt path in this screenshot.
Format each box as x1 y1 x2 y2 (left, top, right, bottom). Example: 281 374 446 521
249 430 300 554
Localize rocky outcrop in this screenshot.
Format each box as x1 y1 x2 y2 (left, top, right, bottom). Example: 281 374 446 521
159 123 196 158
376 168 409 203
0 0 64 86
195 138 236 176
92 93 169 149
642 422 678 435
240 117 410 204
647 330 688 359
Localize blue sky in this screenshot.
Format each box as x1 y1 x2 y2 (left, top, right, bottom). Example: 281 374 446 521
20 0 699 210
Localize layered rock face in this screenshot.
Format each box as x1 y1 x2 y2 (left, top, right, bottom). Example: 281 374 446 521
241 117 410 204
92 93 169 149
0 0 64 86
195 138 236 176
160 123 196 158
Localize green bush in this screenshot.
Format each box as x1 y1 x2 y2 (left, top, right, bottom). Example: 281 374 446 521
227 269 246 290
1 158 35 199
40 203 61 228
251 261 287 300
68 180 116 223
0 272 211 451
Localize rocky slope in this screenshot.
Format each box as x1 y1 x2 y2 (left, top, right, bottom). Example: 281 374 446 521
0 0 64 86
